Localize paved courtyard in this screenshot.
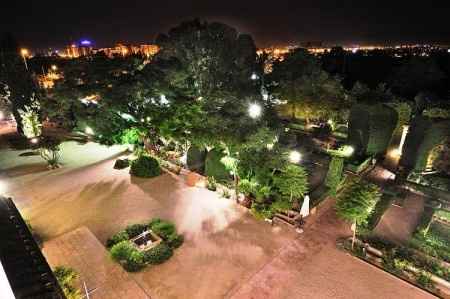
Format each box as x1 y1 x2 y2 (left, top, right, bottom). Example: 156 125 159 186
0 141 436 298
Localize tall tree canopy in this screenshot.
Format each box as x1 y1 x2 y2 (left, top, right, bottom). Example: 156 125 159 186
0 33 36 133
268 48 349 123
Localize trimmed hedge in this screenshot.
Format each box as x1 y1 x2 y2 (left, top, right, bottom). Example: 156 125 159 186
143 243 173 265
348 104 397 156
108 219 183 272
325 156 344 196
130 156 161 178
187 146 207 173
205 148 229 182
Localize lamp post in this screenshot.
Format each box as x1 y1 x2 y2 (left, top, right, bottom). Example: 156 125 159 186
20 49 29 71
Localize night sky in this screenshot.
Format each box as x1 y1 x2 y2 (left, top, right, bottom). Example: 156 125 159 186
3 0 450 49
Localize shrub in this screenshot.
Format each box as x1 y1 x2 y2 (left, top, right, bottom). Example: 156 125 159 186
205 148 229 182
151 221 176 240
114 158 129 169
130 155 161 178
207 176 217 191
325 155 345 196
125 223 148 238
167 234 184 249
416 271 434 289
143 243 173 265
106 230 129 248
39 136 62 169
187 145 207 173
110 241 144 272
273 164 308 202
54 266 82 299
221 188 231 199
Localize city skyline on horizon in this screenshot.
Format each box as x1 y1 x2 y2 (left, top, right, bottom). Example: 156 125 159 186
4 1 450 50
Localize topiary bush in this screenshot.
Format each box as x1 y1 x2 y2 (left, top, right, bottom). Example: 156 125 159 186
187 145 207 173
167 234 184 249
130 155 161 178
106 230 129 248
143 243 173 265
205 148 229 182
150 220 177 240
110 241 145 272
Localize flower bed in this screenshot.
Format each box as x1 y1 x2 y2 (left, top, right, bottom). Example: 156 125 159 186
107 219 183 272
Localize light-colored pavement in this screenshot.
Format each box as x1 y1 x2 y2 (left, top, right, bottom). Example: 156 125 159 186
229 199 434 299
0 143 436 298
43 226 150 299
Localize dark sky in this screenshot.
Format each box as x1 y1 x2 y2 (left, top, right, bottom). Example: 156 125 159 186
3 0 450 49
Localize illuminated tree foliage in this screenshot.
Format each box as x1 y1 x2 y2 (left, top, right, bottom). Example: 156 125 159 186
269 48 349 123
335 178 381 227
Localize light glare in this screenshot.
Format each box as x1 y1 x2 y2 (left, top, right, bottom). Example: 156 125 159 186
248 103 262 119
289 151 301 163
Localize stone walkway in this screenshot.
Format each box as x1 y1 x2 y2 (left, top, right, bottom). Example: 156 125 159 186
229 199 435 299
374 192 425 244
43 226 150 299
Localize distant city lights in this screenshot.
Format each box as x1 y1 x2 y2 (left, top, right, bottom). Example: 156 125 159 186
80 40 92 46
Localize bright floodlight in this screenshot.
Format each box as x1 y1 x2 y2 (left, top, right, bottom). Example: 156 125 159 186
30 137 39 144
21 48 29 56
289 151 301 163
51 65 57 71
248 103 262 119
85 126 94 135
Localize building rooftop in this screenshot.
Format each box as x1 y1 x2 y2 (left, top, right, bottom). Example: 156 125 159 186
0 196 65 299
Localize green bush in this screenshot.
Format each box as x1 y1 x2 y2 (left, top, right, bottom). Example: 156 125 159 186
125 223 148 238
150 219 176 240
167 234 184 249
187 145 207 173
416 271 434 289
130 155 161 178
205 148 229 182
325 155 344 196
106 230 129 248
54 266 82 299
143 243 173 265
207 176 217 191
110 241 144 272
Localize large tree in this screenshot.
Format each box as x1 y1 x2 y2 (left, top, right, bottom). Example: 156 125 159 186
0 33 36 133
268 48 349 123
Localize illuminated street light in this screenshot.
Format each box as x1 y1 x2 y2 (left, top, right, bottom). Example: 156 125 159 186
20 48 29 70
289 150 301 163
30 137 39 144
248 103 262 119
51 65 58 71
85 126 94 135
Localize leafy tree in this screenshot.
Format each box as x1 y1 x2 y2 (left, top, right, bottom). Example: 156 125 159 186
152 19 266 148
54 266 82 299
272 164 309 204
18 97 42 138
335 178 381 248
0 33 36 134
269 48 349 123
